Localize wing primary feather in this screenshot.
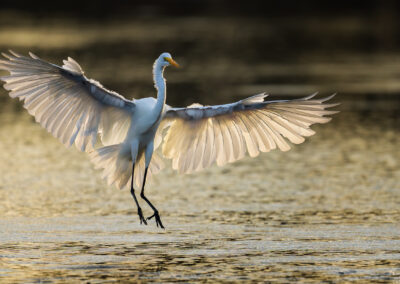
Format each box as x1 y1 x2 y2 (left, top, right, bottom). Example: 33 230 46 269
204 118 215 167
224 117 242 161
252 111 275 151
201 119 213 168
194 121 208 171
267 113 308 141
247 112 271 152
46 94 74 132
219 117 235 163
230 118 246 160
213 117 227 166
244 112 268 153
234 114 259 157
263 117 291 151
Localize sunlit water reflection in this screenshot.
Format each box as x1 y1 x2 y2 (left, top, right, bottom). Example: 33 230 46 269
0 109 399 282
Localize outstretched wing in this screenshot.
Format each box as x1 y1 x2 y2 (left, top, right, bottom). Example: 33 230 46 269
160 93 339 173
0 51 135 151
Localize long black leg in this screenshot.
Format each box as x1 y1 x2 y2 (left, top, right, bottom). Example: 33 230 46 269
141 167 165 229
130 163 147 225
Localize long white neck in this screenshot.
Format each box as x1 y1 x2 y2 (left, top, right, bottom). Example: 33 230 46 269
152 59 166 116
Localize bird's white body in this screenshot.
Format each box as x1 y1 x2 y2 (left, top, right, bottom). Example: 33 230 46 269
125 97 160 160
0 50 338 228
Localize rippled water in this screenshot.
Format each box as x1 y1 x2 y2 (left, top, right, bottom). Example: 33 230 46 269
0 109 399 282
0 14 400 282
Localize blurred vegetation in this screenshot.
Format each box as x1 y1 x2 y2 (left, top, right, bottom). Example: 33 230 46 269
0 0 399 118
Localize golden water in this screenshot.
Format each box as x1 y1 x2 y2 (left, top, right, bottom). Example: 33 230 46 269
0 109 399 282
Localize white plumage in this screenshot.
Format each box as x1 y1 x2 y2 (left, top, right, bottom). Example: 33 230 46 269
0 51 338 228
161 93 338 173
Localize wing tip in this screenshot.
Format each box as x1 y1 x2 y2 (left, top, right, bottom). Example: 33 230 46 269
1 51 12 60
29 51 39 59
302 92 340 112
300 92 339 103
2 50 39 61
321 93 340 114
302 92 319 101
325 102 341 108
320 93 337 102
9 50 21 58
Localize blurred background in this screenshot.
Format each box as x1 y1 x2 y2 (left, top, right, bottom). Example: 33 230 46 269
1 0 400 112
0 1 399 282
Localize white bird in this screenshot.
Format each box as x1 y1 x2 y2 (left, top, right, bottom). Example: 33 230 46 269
0 51 338 228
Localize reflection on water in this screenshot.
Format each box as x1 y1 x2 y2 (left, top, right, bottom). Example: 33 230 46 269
1 217 399 282
0 15 399 282
0 109 399 282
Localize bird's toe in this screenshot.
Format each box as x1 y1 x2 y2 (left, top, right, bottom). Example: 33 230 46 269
147 211 165 229
138 208 147 225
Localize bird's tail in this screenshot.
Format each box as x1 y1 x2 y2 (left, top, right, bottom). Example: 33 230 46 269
89 144 164 189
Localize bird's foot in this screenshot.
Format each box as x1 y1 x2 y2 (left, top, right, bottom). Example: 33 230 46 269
147 210 165 229
138 207 147 225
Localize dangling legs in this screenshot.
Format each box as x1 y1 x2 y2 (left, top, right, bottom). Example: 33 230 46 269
141 167 164 228
140 142 165 229
131 163 147 225
130 141 147 225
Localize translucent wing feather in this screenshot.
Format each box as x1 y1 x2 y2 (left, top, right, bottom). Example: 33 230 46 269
0 51 135 151
161 93 339 173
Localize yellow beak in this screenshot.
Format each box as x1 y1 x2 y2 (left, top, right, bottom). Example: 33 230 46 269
166 57 180 68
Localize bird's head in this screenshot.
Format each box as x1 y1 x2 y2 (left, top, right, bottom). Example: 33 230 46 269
158 52 179 68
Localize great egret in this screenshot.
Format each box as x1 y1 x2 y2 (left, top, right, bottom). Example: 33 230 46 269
0 51 338 228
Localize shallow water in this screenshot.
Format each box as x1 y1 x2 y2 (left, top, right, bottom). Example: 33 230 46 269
0 109 399 282
0 15 400 283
